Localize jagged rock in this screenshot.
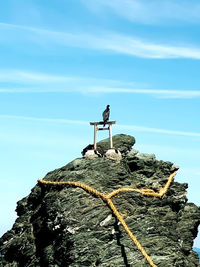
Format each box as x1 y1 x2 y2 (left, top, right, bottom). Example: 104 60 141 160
0 134 200 267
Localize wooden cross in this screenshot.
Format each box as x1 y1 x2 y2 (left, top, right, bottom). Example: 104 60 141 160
90 121 116 150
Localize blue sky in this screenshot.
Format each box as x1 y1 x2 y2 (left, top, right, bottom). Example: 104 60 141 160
0 0 200 247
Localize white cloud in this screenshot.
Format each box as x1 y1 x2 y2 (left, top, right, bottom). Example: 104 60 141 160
0 69 200 98
87 87 200 99
82 0 200 24
1 114 200 137
116 124 200 137
0 115 88 125
1 22 200 59
0 69 72 83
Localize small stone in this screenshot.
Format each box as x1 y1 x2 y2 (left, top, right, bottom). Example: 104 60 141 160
105 149 122 162
171 164 180 171
100 214 112 226
84 150 101 159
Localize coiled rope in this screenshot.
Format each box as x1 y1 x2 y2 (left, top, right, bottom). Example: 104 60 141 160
38 171 176 267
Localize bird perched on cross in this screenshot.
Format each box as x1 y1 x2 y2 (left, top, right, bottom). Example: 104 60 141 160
102 105 110 126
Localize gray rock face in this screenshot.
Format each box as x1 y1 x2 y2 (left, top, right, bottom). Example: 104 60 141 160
97 134 135 155
0 134 200 266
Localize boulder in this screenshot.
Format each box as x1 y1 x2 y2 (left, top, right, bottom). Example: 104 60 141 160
0 134 199 266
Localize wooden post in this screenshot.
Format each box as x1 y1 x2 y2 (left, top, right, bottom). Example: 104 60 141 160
109 124 113 148
94 124 97 150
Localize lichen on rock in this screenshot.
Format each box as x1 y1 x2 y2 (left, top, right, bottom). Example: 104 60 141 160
0 134 200 266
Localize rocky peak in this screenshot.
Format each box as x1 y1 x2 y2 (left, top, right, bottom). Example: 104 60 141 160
97 134 135 155
0 134 200 266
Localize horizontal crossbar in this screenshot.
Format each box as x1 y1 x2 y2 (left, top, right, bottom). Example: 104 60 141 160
90 121 116 125
98 127 109 131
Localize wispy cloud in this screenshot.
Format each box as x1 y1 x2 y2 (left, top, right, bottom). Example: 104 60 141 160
0 70 72 83
82 0 200 24
0 69 200 98
1 114 200 137
116 124 200 137
0 115 88 125
87 87 200 99
1 22 200 59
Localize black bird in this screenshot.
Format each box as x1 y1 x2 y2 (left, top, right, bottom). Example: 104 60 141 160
102 105 110 126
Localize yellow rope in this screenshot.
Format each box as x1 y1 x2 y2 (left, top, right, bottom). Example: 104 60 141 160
106 198 156 267
37 179 107 199
38 171 177 267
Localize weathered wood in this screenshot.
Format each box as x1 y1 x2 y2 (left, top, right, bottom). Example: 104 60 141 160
94 124 97 150
90 121 116 126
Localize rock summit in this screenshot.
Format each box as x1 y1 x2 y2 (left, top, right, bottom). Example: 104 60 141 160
0 134 200 266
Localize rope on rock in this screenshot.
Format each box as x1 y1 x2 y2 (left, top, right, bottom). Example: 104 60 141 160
38 171 177 267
